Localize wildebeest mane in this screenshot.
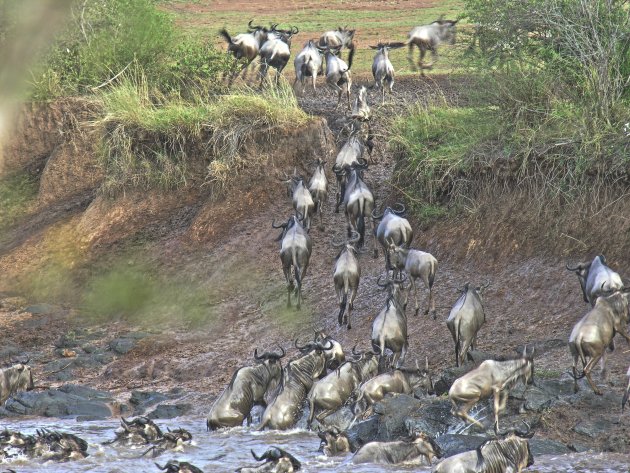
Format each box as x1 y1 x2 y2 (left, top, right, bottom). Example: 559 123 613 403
475 435 529 473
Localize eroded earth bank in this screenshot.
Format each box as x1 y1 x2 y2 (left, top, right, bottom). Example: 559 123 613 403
1 76 630 471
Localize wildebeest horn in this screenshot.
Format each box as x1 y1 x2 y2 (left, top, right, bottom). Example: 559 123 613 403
394 272 407 283
393 202 406 214
254 348 264 360
275 344 286 359
271 219 286 229
352 344 362 356
480 280 491 291
565 262 582 271
371 208 384 220
251 449 265 461
292 26 299 34
348 231 361 245
371 345 382 355
154 463 167 471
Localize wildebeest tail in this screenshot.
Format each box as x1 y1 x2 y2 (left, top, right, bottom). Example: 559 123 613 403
347 45 356 70
428 260 437 288
301 56 312 78
292 251 301 288
219 28 233 44
622 380 630 411
455 321 461 367
339 291 347 324
357 200 365 247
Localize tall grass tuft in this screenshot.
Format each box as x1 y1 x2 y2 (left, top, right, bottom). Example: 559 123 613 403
93 71 309 195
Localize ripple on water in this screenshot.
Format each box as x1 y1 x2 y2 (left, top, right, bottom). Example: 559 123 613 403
0 418 628 472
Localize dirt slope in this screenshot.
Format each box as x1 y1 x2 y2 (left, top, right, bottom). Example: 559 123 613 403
1 75 629 452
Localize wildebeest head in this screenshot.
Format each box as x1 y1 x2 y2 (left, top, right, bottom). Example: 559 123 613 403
250 446 301 470
376 273 407 309
155 460 203 473
313 330 345 369
519 346 536 386
407 428 442 459
402 358 434 394
1 362 35 403
317 427 352 455
253 346 286 380
371 202 406 220
566 258 596 302
432 18 458 45
272 215 302 241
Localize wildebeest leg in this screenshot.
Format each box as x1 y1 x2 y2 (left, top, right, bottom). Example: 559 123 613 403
407 42 417 71
583 354 603 395
452 398 484 428
419 47 427 75
348 286 357 330
600 350 608 382
312 73 317 93
307 397 316 429
346 83 352 111
284 265 293 308
337 286 345 326
410 276 420 316
572 359 580 393
396 342 408 369
316 409 336 422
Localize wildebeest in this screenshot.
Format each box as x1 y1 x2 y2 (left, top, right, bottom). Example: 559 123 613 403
219 21 269 81
352 431 441 465
257 340 331 430
104 416 163 445
207 347 285 430
371 275 409 368
313 330 346 370
390 243 439 317
335 162 375 250
282 174 315 231
566 255 623 306
259 26 298 86
351 85 371 120
333 123 373 213
449 347 535 432
370 42 405 104
569 287 630 395
307 346 379 428
324 45 355 110
272 215 312 310
317 427 354 456
406 18 458 74
332 232 362 329
142 428 192 457
433 433 533 473
1 428 88 462
372 204 413 269
318 27 355 55
155 460 203 473
0 362 34 404
236 447 301 472
354 360 433 418
446 281 489 365
623 365 630 411
308 159 328 229
293 40 324 94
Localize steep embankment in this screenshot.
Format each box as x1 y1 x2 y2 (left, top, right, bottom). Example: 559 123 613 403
1 75 629 452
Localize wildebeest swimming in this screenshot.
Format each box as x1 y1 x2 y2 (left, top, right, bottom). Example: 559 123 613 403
236 447 301 473
0 428 88 462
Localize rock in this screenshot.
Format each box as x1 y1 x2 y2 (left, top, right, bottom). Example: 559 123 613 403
574 419 610 438
41 359 76 382
515 339 565 356
434 434 487 458
109 337 137 354
81 344 96 354
147 403 192 419
467 350 496 364
59 384 112 401
130 390 169 415
24 303 56 315
124 331 151 340
54 333 80 349
315 406 354 431
404 399 460 438
529 438 572 456
375 394 423 440
0 341 20 359
602 432 630 453
433 365 473 396
346 416 379 450
5 386 112 418
91 350 115 365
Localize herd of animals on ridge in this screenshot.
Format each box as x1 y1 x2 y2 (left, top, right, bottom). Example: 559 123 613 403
1 16 630 473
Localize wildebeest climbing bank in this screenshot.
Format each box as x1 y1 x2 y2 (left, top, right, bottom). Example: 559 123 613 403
1 0 630 472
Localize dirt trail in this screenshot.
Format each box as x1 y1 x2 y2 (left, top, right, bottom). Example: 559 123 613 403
2 74 629 451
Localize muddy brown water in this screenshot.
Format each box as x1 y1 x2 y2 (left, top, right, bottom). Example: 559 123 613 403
1 417 629 472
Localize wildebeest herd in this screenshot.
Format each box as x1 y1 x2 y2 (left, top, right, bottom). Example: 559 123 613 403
1 16 630 473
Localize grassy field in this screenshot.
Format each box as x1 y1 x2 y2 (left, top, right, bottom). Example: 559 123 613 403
160 0 466 78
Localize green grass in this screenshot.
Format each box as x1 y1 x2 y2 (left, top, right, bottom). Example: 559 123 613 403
163 0 466 77
94 71 310 195
391 105 501 209
0 173 38 234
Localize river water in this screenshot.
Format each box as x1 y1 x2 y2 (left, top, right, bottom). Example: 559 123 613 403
1 417 628 472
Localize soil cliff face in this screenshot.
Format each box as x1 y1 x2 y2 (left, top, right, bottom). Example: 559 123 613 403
1 79 629 452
